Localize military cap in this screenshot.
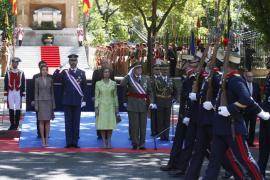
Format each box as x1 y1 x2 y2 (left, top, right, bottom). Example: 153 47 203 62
216 49 224 62
11 57 21 62
182 54 194 61
229 53 241 64
68 54 79 59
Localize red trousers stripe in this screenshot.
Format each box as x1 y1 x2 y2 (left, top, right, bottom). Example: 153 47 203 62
226 148 244 179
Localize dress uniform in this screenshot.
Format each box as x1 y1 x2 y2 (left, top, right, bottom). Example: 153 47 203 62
160 56 197 173
203 53 268 180
4 57 25 130
258 71 270 177
53 54 87 148
121 62 155 150
155 63 177 140
150 64 160 136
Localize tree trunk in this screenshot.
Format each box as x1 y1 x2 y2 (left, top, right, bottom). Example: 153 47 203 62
147 30 153 75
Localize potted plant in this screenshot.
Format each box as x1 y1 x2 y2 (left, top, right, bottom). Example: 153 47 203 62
41 33 54 45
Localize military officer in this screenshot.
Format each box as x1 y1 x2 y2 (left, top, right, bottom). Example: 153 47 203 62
121 61 155 150
155 63 177 140
203 53 268 180
150 64 160 136
4 57 26 130
258 60 270 177
53 54 87 148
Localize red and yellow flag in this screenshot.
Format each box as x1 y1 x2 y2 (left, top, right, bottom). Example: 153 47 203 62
10 0 17 16
83 0 91 16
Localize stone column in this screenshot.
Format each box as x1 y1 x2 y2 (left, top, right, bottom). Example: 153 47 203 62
65 0 78 28
17 0 30 27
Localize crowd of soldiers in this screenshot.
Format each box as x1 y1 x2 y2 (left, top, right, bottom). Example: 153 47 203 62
94 41 191 77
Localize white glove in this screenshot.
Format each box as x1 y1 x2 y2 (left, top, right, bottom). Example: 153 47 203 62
203 101 214 110
189 93 197 101
182 117 190 126
3 96 7 102
257 111 270 120
81 101 86 108
149 103 157 109
218 106 231 117
123 103 127 108
154 104 158 109
21 96 26 102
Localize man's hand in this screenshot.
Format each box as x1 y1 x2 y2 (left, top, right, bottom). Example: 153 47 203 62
257 111 270 120
218 106 230 117
203 101 214 110
81 101 86 108
189 93 197 101
123 103 127 108
149 103 157 109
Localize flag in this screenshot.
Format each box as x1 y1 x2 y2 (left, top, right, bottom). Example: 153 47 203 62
10 0 17 16
4 11 9 27
189 30 196 55
83 0 91 16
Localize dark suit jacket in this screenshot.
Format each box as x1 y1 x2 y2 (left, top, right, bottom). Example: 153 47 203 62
245 81 261 104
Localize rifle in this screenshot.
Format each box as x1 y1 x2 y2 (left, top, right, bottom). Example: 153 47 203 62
219 0 236 140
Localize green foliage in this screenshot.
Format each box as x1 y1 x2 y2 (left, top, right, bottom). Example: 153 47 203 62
240 0 270 48
0 0 13 41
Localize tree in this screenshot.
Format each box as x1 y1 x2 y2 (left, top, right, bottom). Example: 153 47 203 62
112 0 187 74
0 0 13 41
240 0 270 49
95 0 119 34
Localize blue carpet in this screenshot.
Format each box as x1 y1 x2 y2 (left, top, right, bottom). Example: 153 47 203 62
19 112 173 149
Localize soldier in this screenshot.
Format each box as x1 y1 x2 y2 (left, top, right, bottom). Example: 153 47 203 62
160 55 197 173
121 62 156 150
14 24 24 46
0 39 9 77
258 59 270 177
53 54 87 148
150 64 160 136
167 43 177 77
155 63 178 140
4 57 26 130
203 53 268 180
77 24 84 46
185 51 245 179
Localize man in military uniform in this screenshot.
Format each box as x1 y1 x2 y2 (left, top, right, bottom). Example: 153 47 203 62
160 55 198 173
258 60 270 177
203 53 268 179
150 64 160 136
1 39 9 77
53 54 87 148
121 62 156 150
4 57 26 130
155 63 177 140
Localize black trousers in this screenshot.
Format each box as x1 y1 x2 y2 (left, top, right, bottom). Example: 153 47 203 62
19 40 22 46
258 120 270 176
150 109 158 136
157 106 171 139
243 112 257 145
36 111 41 137
169 60 176 77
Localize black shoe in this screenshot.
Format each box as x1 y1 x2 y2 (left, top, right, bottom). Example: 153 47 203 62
169 169 185 177
73 144 80 148
132 145 138 150
160 165 173 171
139 146 146 150
65 145 72 148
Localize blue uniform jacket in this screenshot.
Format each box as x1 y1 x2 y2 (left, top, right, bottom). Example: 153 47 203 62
53 68 87 106
213 74 261 135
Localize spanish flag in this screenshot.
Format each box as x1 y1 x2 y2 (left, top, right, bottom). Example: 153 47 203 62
10 0 17 16
83 0 91 16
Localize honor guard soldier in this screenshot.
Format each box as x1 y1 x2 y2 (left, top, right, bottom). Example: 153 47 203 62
185 51 245 179
53 54 87 148
121 62 155 150
258 60 270 177
155 62 178 140
4 57 25 130
203 53 268 180
150 64 160 136
160 55 198 173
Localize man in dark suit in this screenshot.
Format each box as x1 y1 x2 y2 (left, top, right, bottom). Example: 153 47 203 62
53 54 87 148
32 60 48 138
243 71 261 147
91 58 115 139
167 43 177 77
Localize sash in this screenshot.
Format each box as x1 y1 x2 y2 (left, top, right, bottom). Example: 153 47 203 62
64 70 84 97
128 67 146 94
